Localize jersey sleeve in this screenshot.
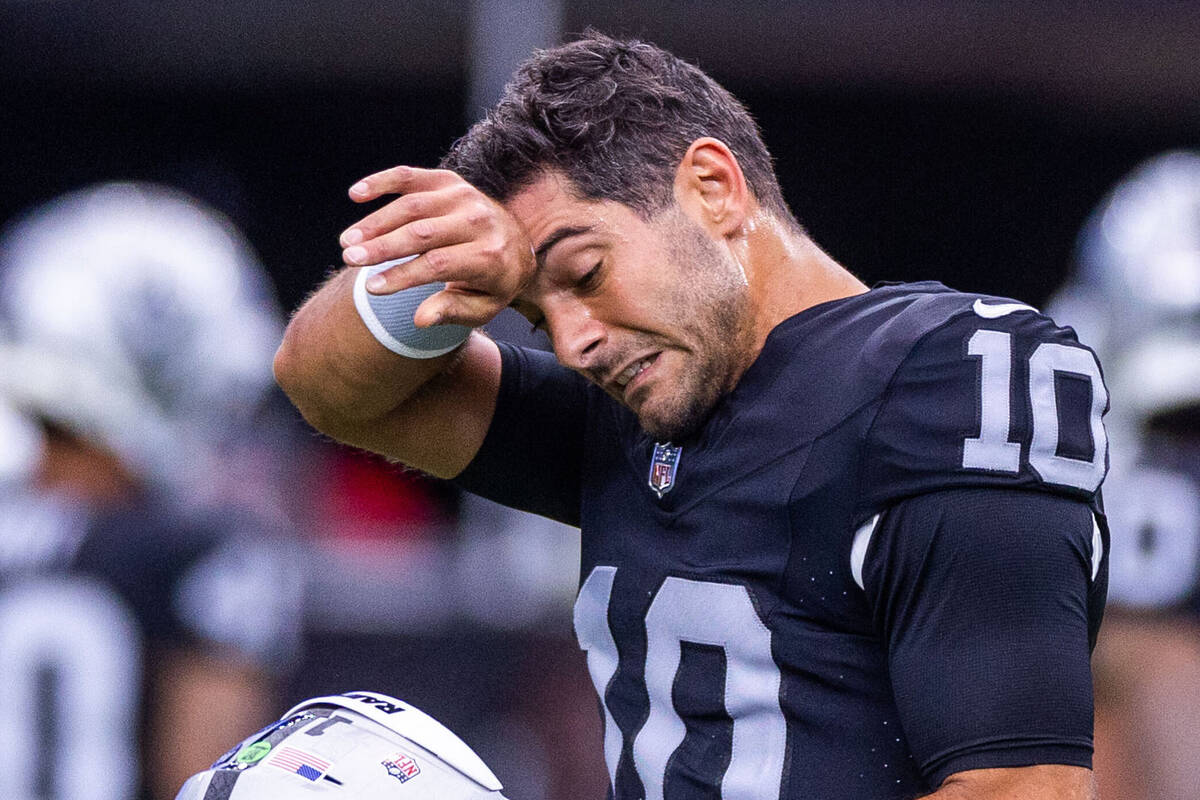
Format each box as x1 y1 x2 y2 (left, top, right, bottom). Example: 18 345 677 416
453 341 589 526
860 486 1105 786
860 307 1109 514
80 503 304 669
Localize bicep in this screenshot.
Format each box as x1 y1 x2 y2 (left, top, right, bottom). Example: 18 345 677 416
861 488 1102 786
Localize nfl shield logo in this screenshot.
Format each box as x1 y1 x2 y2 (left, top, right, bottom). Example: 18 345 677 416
382 753 421 783
648 442 682 498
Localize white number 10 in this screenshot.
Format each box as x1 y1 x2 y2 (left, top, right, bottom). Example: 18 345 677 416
575 567 786 800
963 330 1107 492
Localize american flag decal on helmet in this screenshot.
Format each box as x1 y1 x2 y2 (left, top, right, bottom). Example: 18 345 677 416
648 442 682 498
267 746 330 781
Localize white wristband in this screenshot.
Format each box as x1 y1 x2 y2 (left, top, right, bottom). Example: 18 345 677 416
352 257 471 359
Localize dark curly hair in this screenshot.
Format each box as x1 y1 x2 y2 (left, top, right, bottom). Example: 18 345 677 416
441 30 796 224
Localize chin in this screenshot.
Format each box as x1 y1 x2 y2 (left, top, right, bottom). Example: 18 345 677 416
637 388 719 443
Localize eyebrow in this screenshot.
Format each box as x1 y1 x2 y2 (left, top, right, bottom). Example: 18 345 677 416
534 225 595 270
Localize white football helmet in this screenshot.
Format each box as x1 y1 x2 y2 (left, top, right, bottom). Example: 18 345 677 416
1050 150 1200 433
0 182 283 491
1048 151 1200 610
174 691 507 800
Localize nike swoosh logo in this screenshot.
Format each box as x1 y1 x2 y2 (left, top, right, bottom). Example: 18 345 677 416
972 299 1037 319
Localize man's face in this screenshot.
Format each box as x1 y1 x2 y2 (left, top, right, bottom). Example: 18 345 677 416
507 172 756 442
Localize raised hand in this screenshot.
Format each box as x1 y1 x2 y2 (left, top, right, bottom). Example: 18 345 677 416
339 166 535 329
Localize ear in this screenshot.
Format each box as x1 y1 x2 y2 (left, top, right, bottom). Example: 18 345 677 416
673 137 750 237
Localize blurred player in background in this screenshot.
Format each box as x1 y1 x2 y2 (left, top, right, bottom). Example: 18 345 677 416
1047 150 1200 800
0 183 303 800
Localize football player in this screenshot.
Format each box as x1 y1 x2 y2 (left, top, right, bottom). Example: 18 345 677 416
275 32 1108 799
174 690 507 799
0 183 302 800
1047 150 1200 800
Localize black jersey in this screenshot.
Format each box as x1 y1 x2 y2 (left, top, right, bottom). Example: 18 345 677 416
0 489 298 800
456 282 1109 799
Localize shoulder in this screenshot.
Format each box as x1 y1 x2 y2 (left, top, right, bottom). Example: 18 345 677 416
764 282 1038 403
491 339 630 437
833 281 1059 375
756 283 1070 433
857 285 1109 513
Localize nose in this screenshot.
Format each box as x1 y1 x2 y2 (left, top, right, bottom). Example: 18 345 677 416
548 301 606 372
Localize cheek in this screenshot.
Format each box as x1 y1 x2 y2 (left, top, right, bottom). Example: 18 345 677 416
594 273 666 331
601 254 733 340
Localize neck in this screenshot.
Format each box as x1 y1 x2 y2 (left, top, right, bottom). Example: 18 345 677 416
732 211 868 354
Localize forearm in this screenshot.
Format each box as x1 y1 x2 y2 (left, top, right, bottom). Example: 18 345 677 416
275 266 502 476
277 165 529 473
924 766 1098 800
273 267 455 440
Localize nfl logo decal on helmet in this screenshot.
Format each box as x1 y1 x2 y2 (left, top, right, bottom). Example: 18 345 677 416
648 442 682 498
383 752 421 783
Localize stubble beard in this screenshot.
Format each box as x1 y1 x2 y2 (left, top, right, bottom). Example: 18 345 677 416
636 215 754 443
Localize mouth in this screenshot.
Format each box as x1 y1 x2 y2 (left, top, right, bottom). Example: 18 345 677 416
609 352 660 402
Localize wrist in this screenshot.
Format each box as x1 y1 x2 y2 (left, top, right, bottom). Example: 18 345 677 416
352 258 471 359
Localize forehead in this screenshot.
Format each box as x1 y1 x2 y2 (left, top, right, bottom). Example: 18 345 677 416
504 172 642 252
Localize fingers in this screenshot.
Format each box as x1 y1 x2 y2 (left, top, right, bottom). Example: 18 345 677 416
340 165 536 328
347 166 461 203
340 169 496 267
364 242 494 295
344 210 454 267
413 288 502 329
344 196 501 268
341 185 459 248
364 244 524 330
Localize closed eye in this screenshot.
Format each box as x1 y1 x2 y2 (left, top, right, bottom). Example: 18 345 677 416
576 261 602 292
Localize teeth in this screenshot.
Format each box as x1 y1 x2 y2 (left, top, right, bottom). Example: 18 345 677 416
615 359 651 388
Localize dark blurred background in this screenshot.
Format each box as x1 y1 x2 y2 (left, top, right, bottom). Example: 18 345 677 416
1 2 1197 799
5 1 1198 310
